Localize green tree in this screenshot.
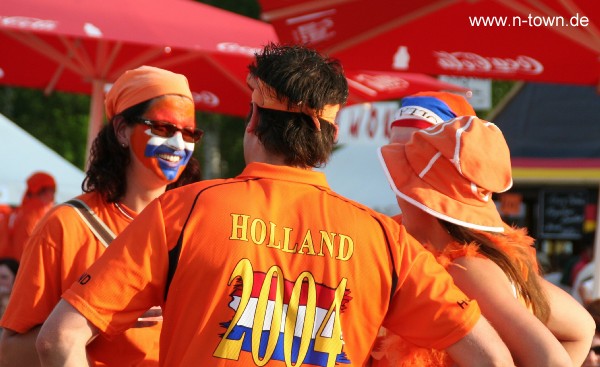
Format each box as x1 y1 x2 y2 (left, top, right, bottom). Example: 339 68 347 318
199 0 261 18
0 87 89 169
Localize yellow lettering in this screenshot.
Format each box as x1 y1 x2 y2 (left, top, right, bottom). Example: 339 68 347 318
250 218 267 245
230 214 354 262
336 234 354 261
266 222 280 249
230 214 249 241
281 227 296 253
213 259 254 359
252 266 283 365
318 231 337 258
298 230 316 255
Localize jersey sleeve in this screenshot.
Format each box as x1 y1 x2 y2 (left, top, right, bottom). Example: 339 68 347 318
62 198 170 337
383 230 481 350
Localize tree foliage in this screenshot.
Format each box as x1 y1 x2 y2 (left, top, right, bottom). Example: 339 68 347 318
0 87 89 168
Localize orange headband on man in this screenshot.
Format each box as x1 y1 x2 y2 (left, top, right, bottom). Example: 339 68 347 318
247 74 341 134
105 65 193 120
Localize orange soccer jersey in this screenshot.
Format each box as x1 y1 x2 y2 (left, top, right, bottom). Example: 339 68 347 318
63 163 480 367
1 191 160 367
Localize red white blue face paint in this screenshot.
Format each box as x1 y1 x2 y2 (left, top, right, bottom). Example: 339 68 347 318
130 96 196 182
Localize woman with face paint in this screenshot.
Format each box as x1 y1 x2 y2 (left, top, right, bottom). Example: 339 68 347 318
0 66 202 367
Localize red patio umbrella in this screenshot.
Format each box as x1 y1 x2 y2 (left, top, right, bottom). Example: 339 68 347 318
345 69 469 105
259 0 600 86
0 0 277 156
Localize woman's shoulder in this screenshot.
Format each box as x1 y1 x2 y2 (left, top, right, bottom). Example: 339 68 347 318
447 255 515 298
36 192 106 230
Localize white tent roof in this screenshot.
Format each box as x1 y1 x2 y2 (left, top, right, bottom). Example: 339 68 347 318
0 113 85 205
318 102 401 216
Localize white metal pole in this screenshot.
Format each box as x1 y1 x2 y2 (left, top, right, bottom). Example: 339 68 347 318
591 183 600 299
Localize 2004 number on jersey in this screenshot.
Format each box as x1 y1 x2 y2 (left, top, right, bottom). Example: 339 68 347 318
213 258 349 366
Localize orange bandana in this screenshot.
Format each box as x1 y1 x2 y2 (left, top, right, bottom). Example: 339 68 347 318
247 74 340 135
105 66 193 120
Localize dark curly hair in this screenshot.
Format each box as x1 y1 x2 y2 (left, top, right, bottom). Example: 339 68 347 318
82 97 202 203
248 43 348 168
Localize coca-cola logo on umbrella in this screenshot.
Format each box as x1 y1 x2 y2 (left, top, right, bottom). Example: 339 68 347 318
435 51 544 75
193 91 220 108
0 16 57 31
352 73 409 93
217 42 264 57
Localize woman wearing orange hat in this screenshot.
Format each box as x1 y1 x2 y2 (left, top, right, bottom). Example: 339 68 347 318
0 66 202 366
375 116 594 366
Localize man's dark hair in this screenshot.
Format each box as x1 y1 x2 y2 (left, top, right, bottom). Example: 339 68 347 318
248 43 349 168
83 97 202 203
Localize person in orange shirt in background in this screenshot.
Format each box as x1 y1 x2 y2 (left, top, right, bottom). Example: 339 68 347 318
8 172 56 262
0 66 202 367
37 43 514 367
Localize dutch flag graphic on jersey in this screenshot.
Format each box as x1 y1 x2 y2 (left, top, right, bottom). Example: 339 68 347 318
218 270 352 366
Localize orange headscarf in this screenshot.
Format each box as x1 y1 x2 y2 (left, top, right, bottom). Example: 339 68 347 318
105 65 193 120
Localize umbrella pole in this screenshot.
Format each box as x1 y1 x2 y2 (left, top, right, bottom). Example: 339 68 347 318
85 80 105 170
592 184 600 299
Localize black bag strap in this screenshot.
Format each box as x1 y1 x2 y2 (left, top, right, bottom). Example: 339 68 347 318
64 199 116 247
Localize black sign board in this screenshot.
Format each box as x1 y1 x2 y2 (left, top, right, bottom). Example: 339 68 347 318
538 189 587 240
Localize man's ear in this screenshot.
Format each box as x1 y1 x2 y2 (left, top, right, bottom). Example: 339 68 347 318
246 102 259 133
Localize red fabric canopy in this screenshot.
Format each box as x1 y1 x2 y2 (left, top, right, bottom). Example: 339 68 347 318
0 0 277 117
259 0 600 86
345 69 468 104
0 0 470 158
0 0 278 156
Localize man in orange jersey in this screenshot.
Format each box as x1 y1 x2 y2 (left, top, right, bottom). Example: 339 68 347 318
37 43 514 367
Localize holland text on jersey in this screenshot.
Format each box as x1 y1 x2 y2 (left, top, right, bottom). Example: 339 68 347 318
229 213 354 261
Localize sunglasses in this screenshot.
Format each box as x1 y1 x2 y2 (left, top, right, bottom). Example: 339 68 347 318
136 118 203 143
591 346 600 355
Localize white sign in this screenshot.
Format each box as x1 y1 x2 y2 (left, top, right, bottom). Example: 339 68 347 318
439 75 492 110
336 102 400 145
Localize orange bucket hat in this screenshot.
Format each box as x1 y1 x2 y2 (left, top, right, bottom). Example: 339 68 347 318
379 116 513 232
104 65 193 120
